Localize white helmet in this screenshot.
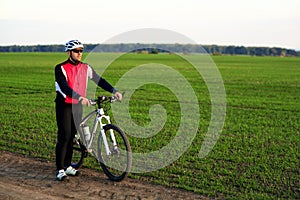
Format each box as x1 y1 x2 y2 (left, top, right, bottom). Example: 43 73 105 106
65 40 84 52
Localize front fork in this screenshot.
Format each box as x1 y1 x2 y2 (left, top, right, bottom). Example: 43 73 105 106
98 114 118 156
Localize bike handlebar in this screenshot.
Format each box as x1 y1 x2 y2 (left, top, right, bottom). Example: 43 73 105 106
88 92 124 107
89 95 119 107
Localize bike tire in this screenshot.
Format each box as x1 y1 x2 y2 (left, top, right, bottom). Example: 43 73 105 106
98 124 132 181
71 136 88 169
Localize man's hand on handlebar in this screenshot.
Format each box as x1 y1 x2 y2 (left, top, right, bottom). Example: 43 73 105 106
79 96 90 107
114 91 123 101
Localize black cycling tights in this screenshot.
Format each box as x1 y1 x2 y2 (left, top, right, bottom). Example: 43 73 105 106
55 102 82 171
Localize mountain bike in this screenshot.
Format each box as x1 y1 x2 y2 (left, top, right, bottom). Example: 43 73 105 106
71 95 132 181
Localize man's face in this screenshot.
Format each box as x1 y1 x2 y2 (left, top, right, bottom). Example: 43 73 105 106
68 48 83 62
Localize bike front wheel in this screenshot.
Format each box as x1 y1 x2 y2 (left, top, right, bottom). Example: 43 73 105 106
98 124 132 181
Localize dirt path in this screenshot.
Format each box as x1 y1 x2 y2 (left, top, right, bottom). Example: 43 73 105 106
0 151 209 200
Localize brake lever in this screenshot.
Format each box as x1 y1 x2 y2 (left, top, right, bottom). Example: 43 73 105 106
89 99 97 106
110 96 117 103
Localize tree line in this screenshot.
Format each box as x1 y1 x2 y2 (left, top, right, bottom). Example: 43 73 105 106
0 43 298 56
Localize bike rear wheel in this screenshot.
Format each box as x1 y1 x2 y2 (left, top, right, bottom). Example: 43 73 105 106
71 135 87 169
98 124 132 181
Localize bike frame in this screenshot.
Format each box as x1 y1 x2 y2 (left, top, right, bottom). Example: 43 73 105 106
79 105 117 156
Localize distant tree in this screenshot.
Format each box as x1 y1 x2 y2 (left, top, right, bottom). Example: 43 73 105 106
224 46 235 55
234 46 247 55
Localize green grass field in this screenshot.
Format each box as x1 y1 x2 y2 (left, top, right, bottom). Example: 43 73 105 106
0 52 299 199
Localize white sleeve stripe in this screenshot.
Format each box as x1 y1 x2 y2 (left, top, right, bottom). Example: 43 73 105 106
55 82 66 98
88 65 93 79
61 66 67 80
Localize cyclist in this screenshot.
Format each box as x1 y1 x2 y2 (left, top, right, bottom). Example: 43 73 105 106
54 40 122 181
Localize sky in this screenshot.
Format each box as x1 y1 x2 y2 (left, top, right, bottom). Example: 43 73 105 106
0 0 299 49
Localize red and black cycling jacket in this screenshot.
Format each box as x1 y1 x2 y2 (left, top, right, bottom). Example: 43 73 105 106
55 59 116 104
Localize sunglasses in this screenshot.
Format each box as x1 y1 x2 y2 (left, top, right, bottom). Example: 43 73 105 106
72 49 83 53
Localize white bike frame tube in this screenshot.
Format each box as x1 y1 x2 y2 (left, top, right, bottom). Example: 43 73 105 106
84 107 118 156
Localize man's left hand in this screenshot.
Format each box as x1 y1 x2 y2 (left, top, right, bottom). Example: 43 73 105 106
114 92 123 101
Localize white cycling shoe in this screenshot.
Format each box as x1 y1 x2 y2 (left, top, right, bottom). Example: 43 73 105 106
56 169 68 181
65 166 80 176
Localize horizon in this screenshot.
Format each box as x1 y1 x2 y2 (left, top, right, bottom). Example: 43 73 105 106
0 43 298 51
